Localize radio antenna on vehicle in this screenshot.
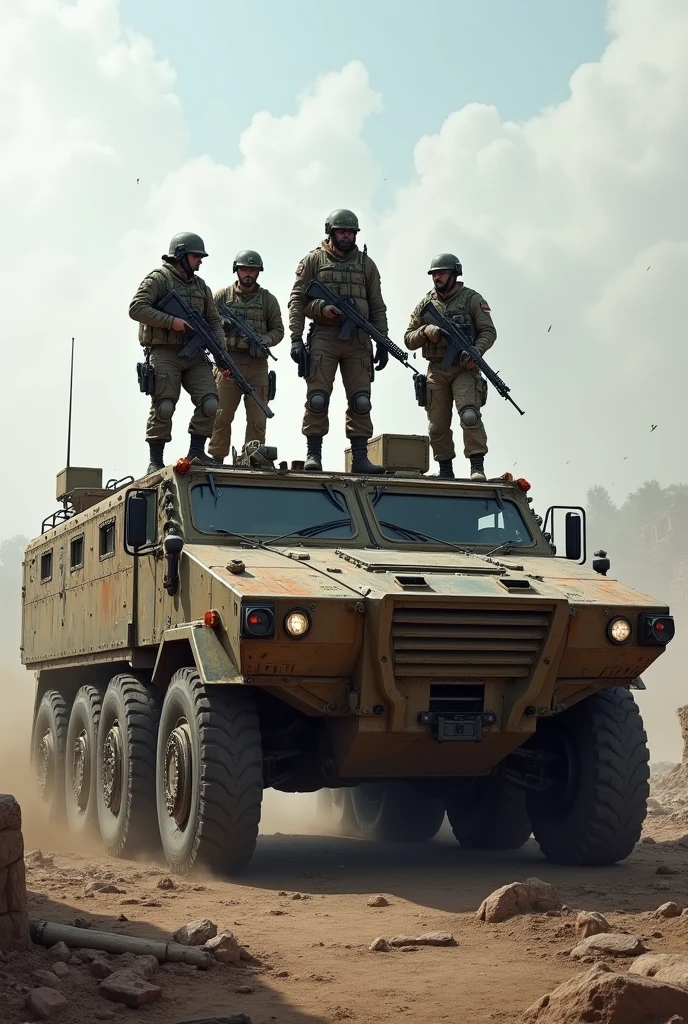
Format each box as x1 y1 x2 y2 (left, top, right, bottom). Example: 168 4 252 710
66 337 75 468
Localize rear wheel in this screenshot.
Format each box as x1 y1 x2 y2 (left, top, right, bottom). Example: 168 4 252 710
96 674 160 858
156 668 263 875
527 687 650 865
32 690 69 823
445 776 532 850
65 685 105 837
351 782 445 842
316 788 360 836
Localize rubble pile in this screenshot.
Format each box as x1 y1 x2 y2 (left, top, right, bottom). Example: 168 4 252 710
0 795 29 953
649 707 688 820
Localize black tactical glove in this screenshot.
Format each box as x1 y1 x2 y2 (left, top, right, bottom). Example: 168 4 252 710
291 338 305 364
373 343 389 371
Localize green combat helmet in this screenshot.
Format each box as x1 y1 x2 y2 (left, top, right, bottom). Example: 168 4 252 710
325 209 360 234
233 250 264 272
167 232 209 260
428 252 462 276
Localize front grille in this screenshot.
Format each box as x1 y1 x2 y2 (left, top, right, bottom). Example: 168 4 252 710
392 606 552 679
428 684 484 714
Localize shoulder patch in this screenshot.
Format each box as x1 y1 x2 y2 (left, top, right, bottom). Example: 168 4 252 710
480 301 491 312
296 261 305 276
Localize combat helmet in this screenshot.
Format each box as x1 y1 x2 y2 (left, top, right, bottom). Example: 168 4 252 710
233 249 264 272
167 232 208 260
325 209 360 235
428 252 462 276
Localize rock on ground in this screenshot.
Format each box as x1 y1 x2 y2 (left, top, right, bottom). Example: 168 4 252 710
570 933 646 959
630 953 688 989
25 986 69 1019
204 931 241 964
99 968 162 1007
47 942 70 963
367 896 389 907
369 937 390 952
522 963 688 1023
656 902 683 918
389 933 455 947
173 918 218 946
477 878 562 924
576 911 611 938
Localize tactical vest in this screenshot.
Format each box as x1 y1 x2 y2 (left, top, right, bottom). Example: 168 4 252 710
422 285 477 362
313 247 369 319
220 285 269 351
139 265 208 347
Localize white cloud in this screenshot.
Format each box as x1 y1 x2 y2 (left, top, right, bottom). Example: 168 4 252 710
1 0 687 748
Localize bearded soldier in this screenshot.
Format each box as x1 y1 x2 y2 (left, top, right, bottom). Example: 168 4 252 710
208 250 284 463
288 209 389 474
129 232 223 473
404 253 496 481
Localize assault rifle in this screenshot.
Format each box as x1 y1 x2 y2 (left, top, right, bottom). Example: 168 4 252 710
420 300 525 416
305 279 427 407
216 299 277 361
157 290 274 420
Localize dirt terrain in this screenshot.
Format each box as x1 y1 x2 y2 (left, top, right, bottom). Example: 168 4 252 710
0 778 686 1024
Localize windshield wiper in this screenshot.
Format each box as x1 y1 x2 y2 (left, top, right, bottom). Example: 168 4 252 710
261 518 353 547
377 521 475 556
484 539 524 556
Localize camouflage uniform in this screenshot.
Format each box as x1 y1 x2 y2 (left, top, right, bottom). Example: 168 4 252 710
405 282 496 473
208 283 284 461
288 242 387 440
129 262 224 446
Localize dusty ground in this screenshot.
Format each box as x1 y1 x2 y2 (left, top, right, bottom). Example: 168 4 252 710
4 790 688 1024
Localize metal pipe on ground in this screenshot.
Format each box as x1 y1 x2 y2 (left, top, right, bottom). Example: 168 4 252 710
29 920 212 968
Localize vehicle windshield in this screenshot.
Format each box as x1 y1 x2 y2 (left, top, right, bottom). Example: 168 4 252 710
191 482 356 540
368 489 534 548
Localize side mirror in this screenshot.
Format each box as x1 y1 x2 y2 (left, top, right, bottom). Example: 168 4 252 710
565 512 582 561
124 489 157 555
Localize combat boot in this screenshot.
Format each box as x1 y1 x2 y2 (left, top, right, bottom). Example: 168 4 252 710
304 436 323 472
350 437 384 475
470 454 486 481
147 441 165 475
187 434 217 466
438 459 454 479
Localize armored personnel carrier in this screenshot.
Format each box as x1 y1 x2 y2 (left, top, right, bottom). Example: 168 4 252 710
21 435 674 874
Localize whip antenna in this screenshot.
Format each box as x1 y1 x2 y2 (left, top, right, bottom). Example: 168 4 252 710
66 337 74 468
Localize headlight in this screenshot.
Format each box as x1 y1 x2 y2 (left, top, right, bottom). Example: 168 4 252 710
607 616 632 644
284 609 311 638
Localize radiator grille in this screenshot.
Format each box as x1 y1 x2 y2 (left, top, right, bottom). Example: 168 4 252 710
392 606 551 679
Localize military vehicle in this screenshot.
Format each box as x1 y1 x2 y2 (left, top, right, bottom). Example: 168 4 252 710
21 434 674 875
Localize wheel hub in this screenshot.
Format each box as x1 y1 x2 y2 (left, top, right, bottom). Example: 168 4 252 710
72 730 90 810
102 723 123 814
37 731 54 800
164 721 192 827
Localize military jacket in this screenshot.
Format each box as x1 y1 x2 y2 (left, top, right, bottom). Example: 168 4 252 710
213 283 284 355
404 283 496 362
129 262 225 349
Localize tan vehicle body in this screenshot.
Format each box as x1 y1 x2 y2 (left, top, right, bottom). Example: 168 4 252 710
22 435 674 873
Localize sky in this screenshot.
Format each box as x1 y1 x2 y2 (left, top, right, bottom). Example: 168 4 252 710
1 0 686 547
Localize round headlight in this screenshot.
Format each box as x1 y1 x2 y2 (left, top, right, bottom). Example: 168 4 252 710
608 617 632 643
284 610 311 638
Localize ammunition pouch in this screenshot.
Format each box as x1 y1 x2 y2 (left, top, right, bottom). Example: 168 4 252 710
414 372 427 408
268 370 277 402
136 350 155 395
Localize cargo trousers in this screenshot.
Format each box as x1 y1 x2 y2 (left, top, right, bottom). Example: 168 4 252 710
145 346 218 444
208 351 270 461
302 327 374 438
426 361 488 461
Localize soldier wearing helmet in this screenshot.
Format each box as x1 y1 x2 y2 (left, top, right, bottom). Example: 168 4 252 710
129 232 225 474
404 253 496 481
288 209 389 474
207 250 284 464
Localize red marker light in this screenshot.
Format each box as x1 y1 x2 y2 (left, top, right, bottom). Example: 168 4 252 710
249 614 261 625
517 478 531 492
655 622 665 631
175 457 192 475
204 610 219 628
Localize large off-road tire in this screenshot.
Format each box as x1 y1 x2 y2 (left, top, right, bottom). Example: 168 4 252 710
445 776 532 850
156 668 263 876
316 788 360 837
351 782 445 842
32 689 69 823
65 685 105 837
526 687 650 866
96 674 160 858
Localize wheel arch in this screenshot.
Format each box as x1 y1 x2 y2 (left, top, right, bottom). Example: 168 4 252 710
151 624 242 691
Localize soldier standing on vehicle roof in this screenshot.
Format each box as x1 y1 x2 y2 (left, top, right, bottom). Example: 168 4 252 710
404 253 497 482
288 209 389 474
207 250 284 464
129 232 224 474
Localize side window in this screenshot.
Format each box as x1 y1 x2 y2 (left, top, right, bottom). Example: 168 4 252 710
99 520 116 560
70 535 85 571
40 550 53 583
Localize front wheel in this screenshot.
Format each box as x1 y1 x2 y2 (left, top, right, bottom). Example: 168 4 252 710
527 686 650 866
351 782 445 842
156 669 263 875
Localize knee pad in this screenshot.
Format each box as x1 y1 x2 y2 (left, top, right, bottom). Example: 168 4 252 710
460 405 479 428
200 393 219 417
307 390 329 414
155 398 175 422
349 391 371 415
